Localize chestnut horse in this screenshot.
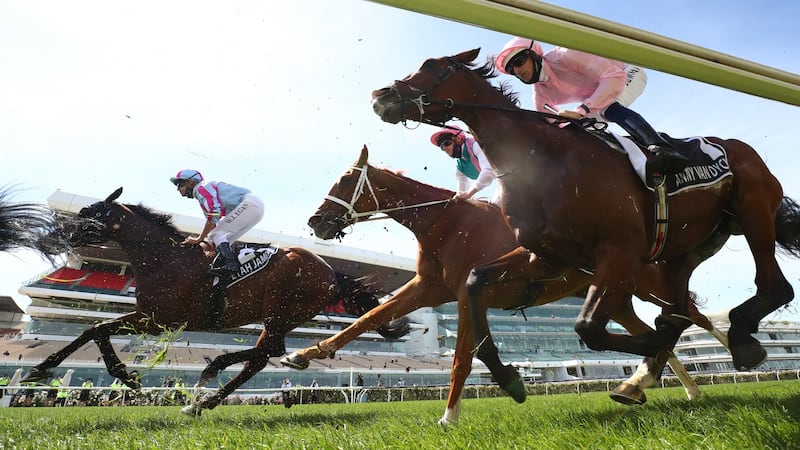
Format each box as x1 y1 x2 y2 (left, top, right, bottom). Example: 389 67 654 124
20 187 409 416
371 48 800 403
281 145 727 424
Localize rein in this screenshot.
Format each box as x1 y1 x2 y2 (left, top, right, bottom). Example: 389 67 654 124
324 165 451 224
394 56 671 259
396 57 566 129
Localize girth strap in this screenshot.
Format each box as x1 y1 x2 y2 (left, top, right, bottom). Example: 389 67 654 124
649 176 669 260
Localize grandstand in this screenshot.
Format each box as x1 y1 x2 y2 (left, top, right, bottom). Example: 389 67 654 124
5 190 797 395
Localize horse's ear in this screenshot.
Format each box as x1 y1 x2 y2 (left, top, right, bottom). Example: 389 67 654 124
357 145 369 166
105 187 123 204
453 48 480 64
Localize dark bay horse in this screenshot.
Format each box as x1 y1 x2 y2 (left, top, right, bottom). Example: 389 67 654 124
0 186 70 256
21 187 409 416
371 48 800 403
281 145 726 423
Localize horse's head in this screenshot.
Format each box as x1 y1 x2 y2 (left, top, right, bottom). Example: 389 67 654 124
371 48 503 126
70 187 124 246
308 145 377 240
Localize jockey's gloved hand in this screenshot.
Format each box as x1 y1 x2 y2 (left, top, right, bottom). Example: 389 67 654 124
557 109 583 120
181 236 202 246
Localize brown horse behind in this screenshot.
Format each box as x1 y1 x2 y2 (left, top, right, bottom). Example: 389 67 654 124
282 145 726 424
370 48 800 403
21 187 409 416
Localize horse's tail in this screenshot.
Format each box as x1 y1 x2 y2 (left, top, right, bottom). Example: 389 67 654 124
774 196 800 258
0 187 72 257
333 272 411 340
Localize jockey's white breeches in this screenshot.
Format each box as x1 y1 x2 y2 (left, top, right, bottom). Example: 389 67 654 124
208 193 265 246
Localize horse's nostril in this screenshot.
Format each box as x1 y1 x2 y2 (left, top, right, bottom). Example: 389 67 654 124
307 215 322 228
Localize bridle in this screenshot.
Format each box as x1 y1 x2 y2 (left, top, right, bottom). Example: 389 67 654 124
387 57 562 128
320 163 451 228
75 203 181 248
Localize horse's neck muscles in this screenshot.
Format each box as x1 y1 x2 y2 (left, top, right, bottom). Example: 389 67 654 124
372 169 450 235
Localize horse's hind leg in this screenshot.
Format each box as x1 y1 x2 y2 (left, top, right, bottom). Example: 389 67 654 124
184 347 270 415
282 279 448 369
184 330 277 415
727 179 793 370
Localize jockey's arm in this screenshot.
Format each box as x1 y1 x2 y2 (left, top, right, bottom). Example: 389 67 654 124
182 219 216 246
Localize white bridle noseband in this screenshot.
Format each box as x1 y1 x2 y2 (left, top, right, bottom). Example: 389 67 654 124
324 164 451 224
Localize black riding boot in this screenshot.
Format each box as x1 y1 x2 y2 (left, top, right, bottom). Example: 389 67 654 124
605 102 689 174
214 242 240 274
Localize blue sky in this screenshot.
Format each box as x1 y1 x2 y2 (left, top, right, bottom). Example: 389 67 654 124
1 0 798 325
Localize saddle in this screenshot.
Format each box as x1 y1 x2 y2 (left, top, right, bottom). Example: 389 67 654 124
584 124 733 260
587 126 733 194
207 243 279 329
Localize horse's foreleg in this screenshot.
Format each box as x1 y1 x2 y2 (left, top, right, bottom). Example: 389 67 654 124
440 296 476 426
577 251 692 356
94 332 141 389
467 301 524 403
465 285 523 403
21 329 97 382
606 295 686 404
22 315 140 383
666 353 700 399
466 247 567 404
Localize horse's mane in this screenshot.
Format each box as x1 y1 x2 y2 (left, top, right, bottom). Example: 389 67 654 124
468 57 520 106
126 203 184 238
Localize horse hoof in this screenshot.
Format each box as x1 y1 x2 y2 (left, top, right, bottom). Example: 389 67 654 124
731 340 767 371
280 352 310 370
500 368 526 404
437 417 453 427
610 383 647 405
181 403 202 417
121 370 142 390
125 377 142 390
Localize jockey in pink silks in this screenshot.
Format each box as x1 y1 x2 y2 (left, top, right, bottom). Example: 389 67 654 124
495 36 689 174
